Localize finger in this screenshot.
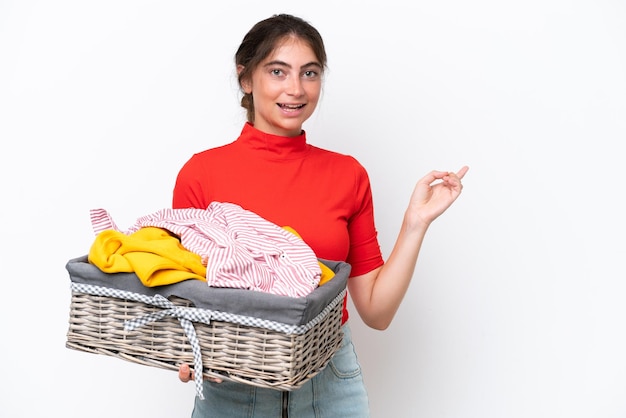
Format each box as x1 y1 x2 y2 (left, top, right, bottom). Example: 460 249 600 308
456 165 469 179
444 166 469 186
178 363 192 382
420 170 449 185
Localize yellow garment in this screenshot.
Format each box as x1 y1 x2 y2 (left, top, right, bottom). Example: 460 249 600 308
317 261 336 286
282 226 335 286
88 226 207 287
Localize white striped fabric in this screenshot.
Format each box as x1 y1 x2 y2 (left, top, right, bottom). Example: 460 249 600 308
90 207 120 234
88 202 321 297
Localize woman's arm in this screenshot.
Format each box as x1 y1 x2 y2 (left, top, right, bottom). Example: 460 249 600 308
348 166 469 330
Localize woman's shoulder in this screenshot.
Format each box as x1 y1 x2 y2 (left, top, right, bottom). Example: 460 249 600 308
309 145 366 169
188 140 238 160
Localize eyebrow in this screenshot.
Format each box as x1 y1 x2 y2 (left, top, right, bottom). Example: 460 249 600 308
263 60 322 70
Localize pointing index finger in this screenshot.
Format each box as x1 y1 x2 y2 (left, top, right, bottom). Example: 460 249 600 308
455 166 469 179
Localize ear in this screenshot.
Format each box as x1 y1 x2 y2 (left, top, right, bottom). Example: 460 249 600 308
237 65 252 94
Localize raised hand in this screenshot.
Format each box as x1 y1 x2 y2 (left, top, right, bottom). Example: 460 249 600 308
406 166 469 227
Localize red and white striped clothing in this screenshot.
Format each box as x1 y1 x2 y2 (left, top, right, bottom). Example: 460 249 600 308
89 202 321 297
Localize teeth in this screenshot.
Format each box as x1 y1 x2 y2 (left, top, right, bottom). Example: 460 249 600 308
281 104 303 109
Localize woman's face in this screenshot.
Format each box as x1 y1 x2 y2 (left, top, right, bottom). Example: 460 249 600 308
243 37 323 137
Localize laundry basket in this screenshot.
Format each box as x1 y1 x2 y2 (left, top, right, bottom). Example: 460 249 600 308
65 256 349 398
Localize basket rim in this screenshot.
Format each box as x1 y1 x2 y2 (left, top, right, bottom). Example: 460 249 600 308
66 255 350 326
70 282 346 335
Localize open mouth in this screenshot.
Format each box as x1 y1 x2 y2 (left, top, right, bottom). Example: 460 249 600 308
278 103 305 111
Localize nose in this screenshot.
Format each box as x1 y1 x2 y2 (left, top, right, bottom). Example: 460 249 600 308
286 75 304 97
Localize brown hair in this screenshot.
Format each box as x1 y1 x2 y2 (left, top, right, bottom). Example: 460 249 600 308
235 14 327 123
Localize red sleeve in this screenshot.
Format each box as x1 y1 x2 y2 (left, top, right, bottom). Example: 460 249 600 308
345 161 384 277
172 155 209 210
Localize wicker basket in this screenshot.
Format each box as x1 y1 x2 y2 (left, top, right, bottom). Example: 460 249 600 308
65 256 349 395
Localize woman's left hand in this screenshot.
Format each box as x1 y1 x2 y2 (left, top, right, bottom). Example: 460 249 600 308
406 166 469 227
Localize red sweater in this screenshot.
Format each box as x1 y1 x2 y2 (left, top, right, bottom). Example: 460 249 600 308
172 123 384 322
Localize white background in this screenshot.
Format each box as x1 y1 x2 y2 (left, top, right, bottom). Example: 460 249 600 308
1 1 625 417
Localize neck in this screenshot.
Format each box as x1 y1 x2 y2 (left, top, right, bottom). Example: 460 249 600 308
237 122 309 160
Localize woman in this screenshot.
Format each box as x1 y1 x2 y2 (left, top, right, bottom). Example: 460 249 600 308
173 13 468 417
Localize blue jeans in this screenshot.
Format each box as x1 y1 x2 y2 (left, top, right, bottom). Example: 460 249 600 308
191 323 370 417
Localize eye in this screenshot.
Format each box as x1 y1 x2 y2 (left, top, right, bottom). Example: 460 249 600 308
302 69 321 80
270 68 285 77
